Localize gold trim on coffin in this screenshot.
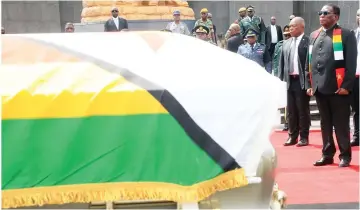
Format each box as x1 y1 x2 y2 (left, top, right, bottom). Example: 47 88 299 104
2 168 247 209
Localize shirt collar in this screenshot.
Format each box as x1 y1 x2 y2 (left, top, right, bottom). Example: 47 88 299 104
296 33 304 41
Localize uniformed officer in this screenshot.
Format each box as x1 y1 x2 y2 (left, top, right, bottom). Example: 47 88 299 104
237 29 271 73
239 5 267 44
194 8 215 42
235 7 247 24
193 25 215 45
165 10 191 35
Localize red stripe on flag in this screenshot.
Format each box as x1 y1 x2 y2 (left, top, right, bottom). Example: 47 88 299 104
333 28 342 35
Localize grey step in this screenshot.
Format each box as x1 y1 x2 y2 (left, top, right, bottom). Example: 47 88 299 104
279 104 318 113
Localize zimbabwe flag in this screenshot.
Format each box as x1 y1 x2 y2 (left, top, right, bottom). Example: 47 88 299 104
1 32 283 208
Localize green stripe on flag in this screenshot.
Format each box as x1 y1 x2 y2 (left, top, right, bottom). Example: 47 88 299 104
333 42 343 52
2 114 223 190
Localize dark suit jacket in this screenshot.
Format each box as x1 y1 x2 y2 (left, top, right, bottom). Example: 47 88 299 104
227 33 244 53
104 17 128 32
266 25 283 46
305 25 357 94
279 35 310 90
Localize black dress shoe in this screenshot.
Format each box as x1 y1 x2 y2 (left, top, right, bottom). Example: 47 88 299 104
283 138 297 146
313 157 334 166
296 139 309 147
339 159 350 167
350 138 359 147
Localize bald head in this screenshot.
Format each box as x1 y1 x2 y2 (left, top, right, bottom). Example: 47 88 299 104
289 17 305 37
228 23 240 35
290 17 305 27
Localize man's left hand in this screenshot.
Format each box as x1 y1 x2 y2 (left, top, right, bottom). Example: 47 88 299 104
335 88 349 95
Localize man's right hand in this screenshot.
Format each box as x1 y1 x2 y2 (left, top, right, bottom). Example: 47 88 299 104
306 88 313 96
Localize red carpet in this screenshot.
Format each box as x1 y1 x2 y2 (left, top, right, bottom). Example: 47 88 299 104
270 131 359 205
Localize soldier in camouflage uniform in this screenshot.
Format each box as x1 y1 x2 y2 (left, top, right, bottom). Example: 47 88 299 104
235 7 247 24
237 29 271 73
239 5 267 45
193 8 215 43
272 25 291 76
272 25 291 131
193 25 216 45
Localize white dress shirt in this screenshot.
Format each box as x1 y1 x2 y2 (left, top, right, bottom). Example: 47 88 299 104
291 33 304 75
356 27 360 76
112 17 119 30
270 25 278 43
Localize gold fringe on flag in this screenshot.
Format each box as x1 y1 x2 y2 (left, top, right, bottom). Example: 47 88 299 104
2 168 247 209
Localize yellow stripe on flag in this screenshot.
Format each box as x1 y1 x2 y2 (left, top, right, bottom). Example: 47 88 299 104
333 35 342 43
1 63 167 120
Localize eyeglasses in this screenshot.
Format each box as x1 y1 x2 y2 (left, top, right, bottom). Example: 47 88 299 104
112 10 118 13
318 11 333 16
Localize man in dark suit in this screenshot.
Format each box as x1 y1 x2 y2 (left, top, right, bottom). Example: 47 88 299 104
104 7 128 32
350 9 360 147
305 4 357 167
266 16 283 57
226 23 244 53
279 17 310 147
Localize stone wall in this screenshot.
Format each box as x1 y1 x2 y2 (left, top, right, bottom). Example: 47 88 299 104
1 0 82 33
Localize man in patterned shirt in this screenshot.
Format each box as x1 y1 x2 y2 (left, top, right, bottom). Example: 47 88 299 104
165 10 191 35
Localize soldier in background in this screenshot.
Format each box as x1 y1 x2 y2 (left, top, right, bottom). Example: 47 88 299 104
237 29 271 73
289 15 295 21
273 26 291 76
235 7 247 24
240 5 267 44
273 25 291 131
165 10 190 35
193 25 215 45
207 13 217 44
65 22 75 33
1 27 5 34
194 8 215 42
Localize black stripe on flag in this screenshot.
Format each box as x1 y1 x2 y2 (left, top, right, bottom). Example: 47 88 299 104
23 37 240 172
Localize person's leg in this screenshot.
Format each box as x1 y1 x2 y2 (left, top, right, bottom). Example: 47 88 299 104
314 93 335 166
284 89 299 146
351 78 359 146
296 90 311 146
331 95 351 166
